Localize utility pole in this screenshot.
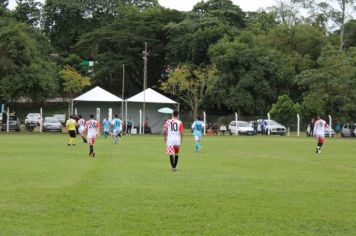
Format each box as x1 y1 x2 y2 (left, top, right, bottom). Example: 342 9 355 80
121 64 125 120
143 42 148 135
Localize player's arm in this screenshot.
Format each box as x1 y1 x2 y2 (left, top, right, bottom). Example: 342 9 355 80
162 123 168 142
180 122 184 143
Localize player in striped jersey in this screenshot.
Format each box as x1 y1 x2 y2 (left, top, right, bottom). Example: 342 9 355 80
313 115 329 154
163 110 184 171
84 114 99 157
77 115 87 143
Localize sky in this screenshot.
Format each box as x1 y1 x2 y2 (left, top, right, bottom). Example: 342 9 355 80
8 0 276 12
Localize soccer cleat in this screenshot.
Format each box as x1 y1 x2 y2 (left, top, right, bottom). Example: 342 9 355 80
68 144 71 146
92 153 95 158
172 168 177 171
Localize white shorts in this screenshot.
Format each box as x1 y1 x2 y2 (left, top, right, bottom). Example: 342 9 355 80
166 137 181 146
112 129 122 136
78 126 85 135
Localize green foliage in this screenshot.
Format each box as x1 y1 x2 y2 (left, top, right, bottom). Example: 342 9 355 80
165 0 245 66
297 46 356 120
14 0 42 26
209 36 293 115
160 64 217 119
58 65 90 98
0 17 58 102
270 95 300 125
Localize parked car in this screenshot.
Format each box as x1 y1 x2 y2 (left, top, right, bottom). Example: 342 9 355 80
255 119 287 135
1 113 21 131
341 123 356 137
43 117 62 132
306 125 335 137
53 114 66 125
25 113 42 125
228 121 254 135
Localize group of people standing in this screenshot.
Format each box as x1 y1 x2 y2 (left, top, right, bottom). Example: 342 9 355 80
65 114 131 157
66 114 99 157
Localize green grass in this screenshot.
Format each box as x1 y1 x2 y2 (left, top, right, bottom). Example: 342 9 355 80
0 133 355 235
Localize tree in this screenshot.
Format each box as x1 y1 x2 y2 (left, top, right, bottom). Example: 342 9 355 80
160 64 217 119
301 0 356 50
270 95 300 125
0 18 58 103
75 6 184 96
14 0 42 27
165 0 245 66
297 46 356 120
58 65 91 113
209 36 294 115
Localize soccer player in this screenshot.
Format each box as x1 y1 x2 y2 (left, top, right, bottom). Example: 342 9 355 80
77 115 87 143
313 115 329 154
66 115 77 146
191 116 205 152
84 114 99 157
102 116 111 139
111 114 123 144
163 110 184 171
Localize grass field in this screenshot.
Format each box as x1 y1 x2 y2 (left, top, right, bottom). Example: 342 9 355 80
0 133 355 235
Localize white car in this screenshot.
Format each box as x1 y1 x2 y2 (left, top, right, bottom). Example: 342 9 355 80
228 121 254 135
25 113 42 125
257 119 286 135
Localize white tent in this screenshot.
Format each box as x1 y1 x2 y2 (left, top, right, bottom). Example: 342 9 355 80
126 88 178 134
73 86 123 120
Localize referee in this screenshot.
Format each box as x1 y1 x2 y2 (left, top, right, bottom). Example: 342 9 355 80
66 115 77 146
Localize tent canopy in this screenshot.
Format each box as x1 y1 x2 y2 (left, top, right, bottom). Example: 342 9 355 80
126 88 177 104
74 86 123 102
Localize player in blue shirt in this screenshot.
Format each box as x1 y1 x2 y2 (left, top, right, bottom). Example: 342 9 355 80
111 114 122 144
102 116 111 138
191 117 205 152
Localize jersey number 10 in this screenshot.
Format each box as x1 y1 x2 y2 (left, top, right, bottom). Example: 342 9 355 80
171 122 178 131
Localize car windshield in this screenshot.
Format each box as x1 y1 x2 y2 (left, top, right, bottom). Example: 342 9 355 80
269 120 279 125
27 113 40 117
238 122 250 127
45 117 59 123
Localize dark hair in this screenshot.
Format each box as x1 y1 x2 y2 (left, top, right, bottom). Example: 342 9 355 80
90 114 94 119
197 116 202 121
78 115 82 119
173 110 179 117
115 114 118 118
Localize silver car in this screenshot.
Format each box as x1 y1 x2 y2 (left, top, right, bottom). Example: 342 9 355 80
43 117 62 132
341 123 356 137
257 119 287 135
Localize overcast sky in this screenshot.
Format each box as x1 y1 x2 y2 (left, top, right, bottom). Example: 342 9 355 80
8 0 275 11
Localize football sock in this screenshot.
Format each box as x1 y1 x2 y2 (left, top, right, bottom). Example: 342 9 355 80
195 143 199 151
89 145 93 154
169 155 174 168
174 155 179 168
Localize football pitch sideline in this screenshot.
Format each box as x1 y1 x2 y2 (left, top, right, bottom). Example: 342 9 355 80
0 133 355 235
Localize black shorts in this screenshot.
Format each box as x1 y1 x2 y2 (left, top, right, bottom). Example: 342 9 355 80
69 130 76 138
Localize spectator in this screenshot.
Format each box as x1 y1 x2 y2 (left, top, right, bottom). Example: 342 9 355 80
335 120 342 137
126 117 134 135
219 124 227 135
253 121 258 135
261 119 266 135
309 118 315 136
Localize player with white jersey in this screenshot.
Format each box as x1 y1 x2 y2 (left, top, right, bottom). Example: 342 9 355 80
111 114 123 144
163 110 184 171
313 115 329 154
191 117 205 152
77 115 87 143
84 114 99 157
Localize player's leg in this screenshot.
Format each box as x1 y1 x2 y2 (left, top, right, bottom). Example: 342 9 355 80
173 145 180 170
318 137 324 153
169 155 174 168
